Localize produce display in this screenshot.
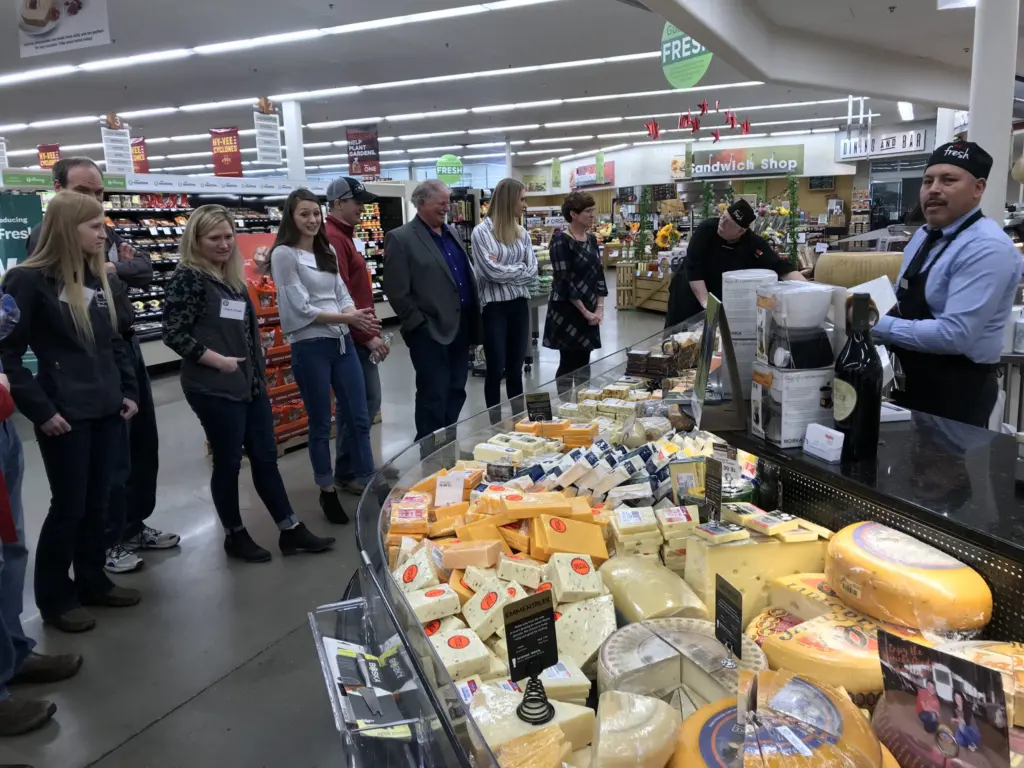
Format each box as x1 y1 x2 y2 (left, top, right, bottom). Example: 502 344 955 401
378 368 1002 767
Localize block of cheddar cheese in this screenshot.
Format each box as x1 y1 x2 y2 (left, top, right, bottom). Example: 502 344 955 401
535 515 609 564
455 521 514 556
448 569 475 605
499 520 531 552
434 501 470 521
428 516 465 538
442 540 502 570
538 418 571 438
566 496 594 524
390 501 430 536
514 419 544 434
501 492 573 520
411 469 445 493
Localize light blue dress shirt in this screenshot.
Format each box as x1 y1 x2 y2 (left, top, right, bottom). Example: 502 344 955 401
872 206 1023 364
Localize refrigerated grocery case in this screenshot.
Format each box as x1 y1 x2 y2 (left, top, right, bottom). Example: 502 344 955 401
312 319 1024 766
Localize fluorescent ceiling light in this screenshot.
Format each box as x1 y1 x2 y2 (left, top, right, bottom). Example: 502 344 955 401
471 105 516 114
0 124 28 133
324 6 486 35
6 149 38 157
811 127 841 133
398 130 467 140
238 129 258 137
0 65 77 87
303 142 333 149
467 124 540 134
600 143 630 152
405 145 464 153
308 118 383 129
529 135 593 144
158 164 211 171
533 159 554 165
544 117 622 128
317 163 349 169
517 148 571 155
119 107 179 119
597 131 647 139
180 98 257 112
385 109 469 121
481 0 561 9
750 114 880 128
378 137 396 143
379 159 411 165
269 86 362 101
770 130 811 136
80 50 192 71
170 134 210 142
412 157 443 163
715 133 768 140
195 30 325 55
898 101 915 121
602 52 662 63
61 142 103 151
305 153 349 161
463 152 507 159
147 155 167 161
145 138 172 145
378 149 407 155
29 115 98 128
464 142 506 148
166 151 210 159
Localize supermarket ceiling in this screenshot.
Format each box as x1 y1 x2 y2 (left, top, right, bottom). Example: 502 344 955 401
0 0 932 175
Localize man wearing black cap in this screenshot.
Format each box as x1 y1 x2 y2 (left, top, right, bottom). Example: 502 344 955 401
871 140 1023 427
666 199 805 327
323 177 388 493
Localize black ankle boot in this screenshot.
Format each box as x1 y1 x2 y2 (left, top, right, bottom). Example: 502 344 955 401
224 528 272 563
319 489 350 525
279 523 336 555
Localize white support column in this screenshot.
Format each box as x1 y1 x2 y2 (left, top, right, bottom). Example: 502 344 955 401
935 108 957 146
505 134 513 178
282 100 305 180
968 0 1019 217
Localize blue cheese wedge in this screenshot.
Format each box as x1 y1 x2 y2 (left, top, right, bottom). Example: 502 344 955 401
556 594 617 668
463 578 510 640
610 505 659 537
430 628 491 680
463 566 498 593
655 506 699 537
496 553 544 589
392 547 440 594
549 553 603 603
694 521 750 544
406 584 461 622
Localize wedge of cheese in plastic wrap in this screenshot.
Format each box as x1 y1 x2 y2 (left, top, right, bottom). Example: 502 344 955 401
464 566 498 592
555 594 616 670
686 533 827 628
393 547 440 594
825 521 992 632
491 723 570 768
936 640 1024 727
423 614 466 639
597 618 766 700
464 578 510 640
406 584 461 623
430 628 492 680
515 657 591 702
598 555 709 623
470 684 596 753
591 690 680 768
548 553 603 604
768 573 845 621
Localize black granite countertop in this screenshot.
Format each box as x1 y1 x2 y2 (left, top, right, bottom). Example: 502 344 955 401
720 414 1024 563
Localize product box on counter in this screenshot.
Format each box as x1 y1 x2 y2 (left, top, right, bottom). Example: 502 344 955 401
720 338 755 400
755 282 836 369
751 362 834 448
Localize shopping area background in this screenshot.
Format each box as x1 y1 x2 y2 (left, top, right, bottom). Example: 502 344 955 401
2 0 1024 766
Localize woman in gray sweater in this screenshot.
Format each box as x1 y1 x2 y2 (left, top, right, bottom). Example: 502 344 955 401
268 189 379 520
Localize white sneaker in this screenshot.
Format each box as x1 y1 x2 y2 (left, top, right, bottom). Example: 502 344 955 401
104 545 144 574
126 525 181 551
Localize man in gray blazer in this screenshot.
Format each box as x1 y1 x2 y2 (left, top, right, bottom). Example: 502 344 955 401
383 179 478 440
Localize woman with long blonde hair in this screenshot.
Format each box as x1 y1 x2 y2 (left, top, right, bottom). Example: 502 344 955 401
0 190 141 633
469 177 537 421
162 205 335 563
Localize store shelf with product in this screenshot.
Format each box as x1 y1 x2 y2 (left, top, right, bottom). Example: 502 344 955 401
310 314 1024 766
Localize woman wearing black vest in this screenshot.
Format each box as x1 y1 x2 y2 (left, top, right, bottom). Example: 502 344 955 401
0 191 140 633
162 205 335 563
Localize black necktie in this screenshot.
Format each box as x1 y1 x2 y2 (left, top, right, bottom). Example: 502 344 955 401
903 227 944 282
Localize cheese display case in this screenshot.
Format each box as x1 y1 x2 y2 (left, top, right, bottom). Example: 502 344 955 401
310 317 1024 767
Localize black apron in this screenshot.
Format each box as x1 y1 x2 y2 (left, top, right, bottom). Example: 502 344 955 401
889 210 997 427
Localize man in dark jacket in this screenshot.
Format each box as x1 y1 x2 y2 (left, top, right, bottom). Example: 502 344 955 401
26 157 178 574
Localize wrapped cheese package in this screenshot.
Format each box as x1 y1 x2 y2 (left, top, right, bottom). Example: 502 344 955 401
592 690 681 768
599 555 709 623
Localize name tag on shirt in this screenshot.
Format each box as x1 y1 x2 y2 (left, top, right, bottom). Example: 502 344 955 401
220 299 246 321
900 278 909 290
298 251 319 269
59 286 95 305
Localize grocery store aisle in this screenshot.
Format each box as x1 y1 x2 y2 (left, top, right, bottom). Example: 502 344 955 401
3 289 666 768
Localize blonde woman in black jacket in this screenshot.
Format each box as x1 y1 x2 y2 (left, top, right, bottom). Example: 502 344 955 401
0 191 140 633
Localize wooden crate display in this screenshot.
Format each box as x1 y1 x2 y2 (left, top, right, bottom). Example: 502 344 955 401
615 262 636 308
633 272 671 314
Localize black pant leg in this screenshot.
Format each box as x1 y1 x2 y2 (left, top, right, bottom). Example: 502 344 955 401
75 416 121 600
125 338 159 536
407 327 449 441
481 302 508 411
504 298 530 410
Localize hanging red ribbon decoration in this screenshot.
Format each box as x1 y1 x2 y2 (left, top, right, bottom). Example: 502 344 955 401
741 118 752 135
645 118 661 141
678 113 691 130
698 98 709 116
711 129 721 144
715 99 720 112
728 113 738 130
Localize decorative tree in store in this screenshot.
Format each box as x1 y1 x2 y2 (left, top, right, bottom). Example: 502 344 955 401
633 185 654 259
699 181 715 223
786 173 800 264
723 182 735 206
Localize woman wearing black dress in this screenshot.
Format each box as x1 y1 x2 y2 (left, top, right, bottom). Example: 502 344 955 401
542 192 606 393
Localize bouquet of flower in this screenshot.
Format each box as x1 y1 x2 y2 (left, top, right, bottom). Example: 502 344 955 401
655 223 681 250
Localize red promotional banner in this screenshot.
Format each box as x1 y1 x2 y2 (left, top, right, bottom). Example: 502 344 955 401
210 127 242 177
131 137 149 174
346 126 380 178
37 144 60 169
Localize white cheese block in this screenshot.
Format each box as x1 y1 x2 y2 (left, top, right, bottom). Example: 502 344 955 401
482 645 509 681
516 657 592 701
473 443 524 464
396 536 419 567
406 584 461 623
469 684 596 752
486 634 508 663
593 690 681 768
453 675 485 704
556 594 616 670
655 506 699 537
612 531 665 554
503 580 528 603
549 553 603 604
422 614 467 640
489 433 515 446
496 553 544 589
463 566 498 593
430 628 491 680
392 547 440 594
567 747 592 768
463 578 510 640
599 555 708 624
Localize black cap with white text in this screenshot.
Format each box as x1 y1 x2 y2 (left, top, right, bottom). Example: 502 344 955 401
926 141 993 181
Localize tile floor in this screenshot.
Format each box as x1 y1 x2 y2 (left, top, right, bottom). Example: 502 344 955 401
2 295 666 768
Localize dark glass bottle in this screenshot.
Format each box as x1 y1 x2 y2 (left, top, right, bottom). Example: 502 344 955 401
834 293 883 462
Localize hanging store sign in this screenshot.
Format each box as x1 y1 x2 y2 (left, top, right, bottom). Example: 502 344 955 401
37 143 60 169
690 145 803 178
253 111 283 166
550 158 561 188
836 128 929 161
661 23 713 89
18 0 111 58
101 126 132 175
570 160 615 188
346 126 380 178
131 137 149 174
670 153 690 180
210 127 243 178
523 174 547 193
435 154 464 185
0 140 7 170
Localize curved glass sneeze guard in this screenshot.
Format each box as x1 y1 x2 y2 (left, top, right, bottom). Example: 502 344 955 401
327 316 709 766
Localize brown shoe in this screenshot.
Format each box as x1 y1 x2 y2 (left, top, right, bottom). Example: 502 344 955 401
80 585 141 608
0 696 56 736
9 652 83 685
42 608 95 633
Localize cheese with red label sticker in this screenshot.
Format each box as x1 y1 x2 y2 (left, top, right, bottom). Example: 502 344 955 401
424 615 466 638
497 552 544 589
535 514 609 563
464 566 497 593
463 578 510 640
407 584 461 623
430 628 491 679
392 547 440 594
549 553 603 604
504 581 527 602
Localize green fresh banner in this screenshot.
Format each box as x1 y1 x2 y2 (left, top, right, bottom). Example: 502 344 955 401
435 154 464 185
0 194 42 372
595 152 605 185
1 171 51 189
690 145 805 178
103 174 127 190
551 158 561 188
661 23 713 89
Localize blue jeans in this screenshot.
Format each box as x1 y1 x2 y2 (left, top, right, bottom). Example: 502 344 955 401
0 420 33 701
185 392 298 533
290 337 374 487
336 343 382 482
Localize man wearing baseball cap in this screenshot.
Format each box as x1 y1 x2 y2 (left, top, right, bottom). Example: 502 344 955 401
323 177 388 493
871 141 1023 426
666 198 806 327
